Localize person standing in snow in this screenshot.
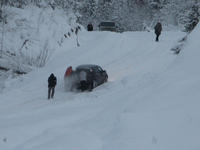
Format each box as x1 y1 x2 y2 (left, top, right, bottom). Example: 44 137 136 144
48 73 57 99
87 69 95 91
87 23 93 31
64 66 74 91
79 70 88 91
64 66 73 78
154 22 162 42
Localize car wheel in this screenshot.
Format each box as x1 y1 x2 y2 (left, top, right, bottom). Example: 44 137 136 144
104 76 108 82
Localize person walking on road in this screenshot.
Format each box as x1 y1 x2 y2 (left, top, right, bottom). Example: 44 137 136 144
154 22 162 42
48 73 57 99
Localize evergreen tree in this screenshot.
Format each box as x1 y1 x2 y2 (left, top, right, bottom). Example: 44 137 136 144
97 0 113 21
1 0 199 32
184 5 199 32
78 0 97 27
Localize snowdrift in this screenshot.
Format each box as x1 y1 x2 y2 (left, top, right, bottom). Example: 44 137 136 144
0 6 78 72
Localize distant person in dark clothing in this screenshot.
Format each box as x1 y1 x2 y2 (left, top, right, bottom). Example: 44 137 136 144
78 70 90 91
154 22 162 41
48 73 57 99
78 69 94 91
87 23 93 31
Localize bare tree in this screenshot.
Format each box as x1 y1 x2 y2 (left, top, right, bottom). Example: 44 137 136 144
75 27 80 47
0 0 6 58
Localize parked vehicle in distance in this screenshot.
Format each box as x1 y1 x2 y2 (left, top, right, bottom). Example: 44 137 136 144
64 64 108 91
99 22 117 32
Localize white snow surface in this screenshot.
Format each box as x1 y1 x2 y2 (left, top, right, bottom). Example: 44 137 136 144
0 6 77 71
0 7 200 150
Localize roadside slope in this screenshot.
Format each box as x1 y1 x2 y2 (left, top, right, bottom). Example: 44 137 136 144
1 28 199 150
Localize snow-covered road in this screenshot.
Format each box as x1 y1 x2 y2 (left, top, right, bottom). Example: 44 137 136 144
1 30 200 150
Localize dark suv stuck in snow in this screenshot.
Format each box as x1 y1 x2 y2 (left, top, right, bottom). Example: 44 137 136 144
64 64 108 91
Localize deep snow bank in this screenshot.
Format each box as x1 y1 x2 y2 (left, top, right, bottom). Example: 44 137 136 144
0 6 81 92
167 23 200 88
0 6 78 71
0 21 199 150
133 24 200 150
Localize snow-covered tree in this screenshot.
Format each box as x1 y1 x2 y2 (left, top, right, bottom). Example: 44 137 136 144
1 0 200 31
181 4 199 32
78 0 98 28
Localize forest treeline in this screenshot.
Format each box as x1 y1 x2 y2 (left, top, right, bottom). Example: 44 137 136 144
0 0 199 31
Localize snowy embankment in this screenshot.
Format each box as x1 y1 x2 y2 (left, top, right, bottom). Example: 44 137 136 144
0 6 78 69
1 7 200 150
0 6 78 91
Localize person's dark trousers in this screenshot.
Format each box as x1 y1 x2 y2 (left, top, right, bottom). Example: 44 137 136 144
156 34 160 41
48 87 55 99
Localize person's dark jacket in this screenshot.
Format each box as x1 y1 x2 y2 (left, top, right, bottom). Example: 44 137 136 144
87 23 93 31
154 22 162 35
48 74 57 88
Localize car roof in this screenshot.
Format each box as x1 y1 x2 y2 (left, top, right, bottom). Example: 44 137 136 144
76 64 102 70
